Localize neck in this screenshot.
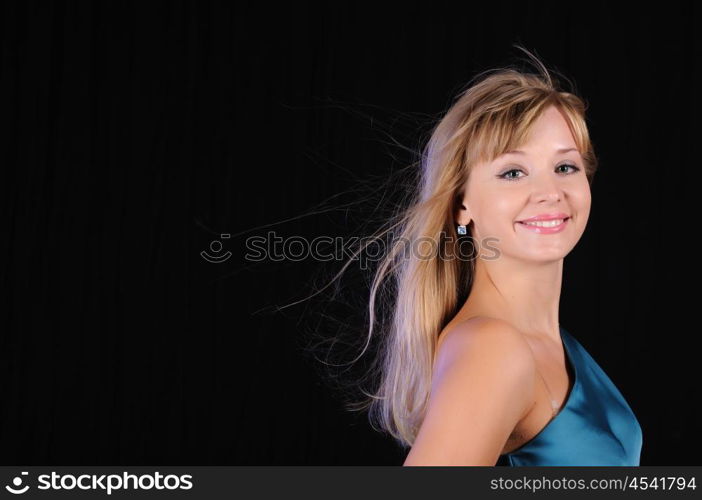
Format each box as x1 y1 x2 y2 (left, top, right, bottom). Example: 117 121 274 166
461 255 563 342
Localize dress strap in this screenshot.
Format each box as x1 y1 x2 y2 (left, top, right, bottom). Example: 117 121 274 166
535 367 560 417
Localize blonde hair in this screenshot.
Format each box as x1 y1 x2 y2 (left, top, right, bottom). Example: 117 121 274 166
319 46 598 450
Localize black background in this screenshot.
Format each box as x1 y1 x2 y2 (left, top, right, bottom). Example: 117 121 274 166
0 0 698 465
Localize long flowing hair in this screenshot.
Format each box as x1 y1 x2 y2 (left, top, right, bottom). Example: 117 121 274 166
312 46 599 450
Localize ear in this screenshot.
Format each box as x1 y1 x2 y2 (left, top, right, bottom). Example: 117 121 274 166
455 195 472 227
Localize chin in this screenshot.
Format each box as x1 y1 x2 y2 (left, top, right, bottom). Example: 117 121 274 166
532 247 572 261
515 245 572 262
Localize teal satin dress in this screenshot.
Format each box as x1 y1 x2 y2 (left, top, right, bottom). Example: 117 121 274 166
502 326 643 466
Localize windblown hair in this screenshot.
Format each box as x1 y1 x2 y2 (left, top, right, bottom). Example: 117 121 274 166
330 47 599 450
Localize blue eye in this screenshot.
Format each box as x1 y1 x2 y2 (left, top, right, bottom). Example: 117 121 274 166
498 169 525 181
556 164 580 174
497 163 581 182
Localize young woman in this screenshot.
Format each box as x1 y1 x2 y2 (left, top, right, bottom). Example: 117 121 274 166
345 48 643 466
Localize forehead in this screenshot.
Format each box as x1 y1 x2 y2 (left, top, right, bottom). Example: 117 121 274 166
465 103 585 178
495 109 578 161
502 146 580 158
522 106 576 145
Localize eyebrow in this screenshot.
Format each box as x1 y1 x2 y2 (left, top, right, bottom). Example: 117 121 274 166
504 147 579 155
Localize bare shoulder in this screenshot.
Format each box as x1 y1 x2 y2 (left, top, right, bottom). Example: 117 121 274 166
434 316 535 376
403 317 535 465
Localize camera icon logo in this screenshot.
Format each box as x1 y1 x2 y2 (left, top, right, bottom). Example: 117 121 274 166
201 233 232 263
5 471 29 494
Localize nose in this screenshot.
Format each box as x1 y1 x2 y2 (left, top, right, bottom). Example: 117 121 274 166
531 169 562 203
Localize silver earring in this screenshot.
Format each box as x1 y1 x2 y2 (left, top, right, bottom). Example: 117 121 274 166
457 224 467 235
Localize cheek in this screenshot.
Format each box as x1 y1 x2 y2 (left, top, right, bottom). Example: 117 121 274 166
573 185 592 212
474 201 521 237
568 185 592 227
492 198 524 226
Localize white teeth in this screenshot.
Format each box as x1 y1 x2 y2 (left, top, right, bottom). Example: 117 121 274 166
522 218 566 227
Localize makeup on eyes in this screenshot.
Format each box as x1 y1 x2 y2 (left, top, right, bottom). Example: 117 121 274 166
497 163 580 181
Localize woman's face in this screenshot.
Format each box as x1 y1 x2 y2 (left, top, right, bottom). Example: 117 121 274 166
460 105 591 263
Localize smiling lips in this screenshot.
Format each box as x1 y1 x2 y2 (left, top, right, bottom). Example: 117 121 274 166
516 212 571 234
